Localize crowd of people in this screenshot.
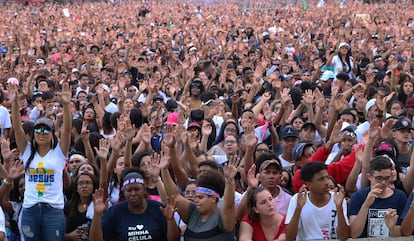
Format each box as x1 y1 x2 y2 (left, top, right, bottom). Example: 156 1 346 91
0 0 414 240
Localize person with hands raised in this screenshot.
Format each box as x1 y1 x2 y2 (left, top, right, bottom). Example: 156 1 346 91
348 156 407 238
285 162 349 241
161 152 237 241
89 168 180 241
11 81 72 241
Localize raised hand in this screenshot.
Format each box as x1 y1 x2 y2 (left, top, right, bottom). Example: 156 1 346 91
223 155 240 179
123 118 137 140
110 131 123 153
148 153 161 178
368 119 380 140
201 122 212 137
247 164 259 188
61 82 71 104
141 124 152 144
160 196 177 221
92 188 108 215
7 159 24 180
329 119 343 144
334 184 345 208
94 138 109 161
297 184 308 209
80 123 90 142
302 89 314 105
163 125 175 147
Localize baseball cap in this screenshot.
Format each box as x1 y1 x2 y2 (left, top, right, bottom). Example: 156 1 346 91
188 122 201 132
258 159 281 172
34 117 55 130
165 112 179 125
405 97 414 108
338 42 350 49
292 142 314 162
36 58 45 64
153 95 164 102
281 126 299 139
392 119 414 132
301 122 316 131
365 99 376 113
320 71 335 81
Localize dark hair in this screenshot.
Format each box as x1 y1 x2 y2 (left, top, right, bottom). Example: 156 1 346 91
67 172 98 222
280 169 293 194
369 156 393 173
213 120 239 145
132 151 153 168
204 119 217 150
247 186 267 221
73 162 100 179
109 112 121 129
300 162 327 182
196 170 225 198
198 160 220 171
130 108 144 129
25 126 59 172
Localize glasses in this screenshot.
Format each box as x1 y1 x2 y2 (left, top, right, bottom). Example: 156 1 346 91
224 140 237 145
185 190 196 196
225 128 237 134
256 148 269 153
128 89 136 92
34 128 51 135
373 176 391 182
77 181 93 187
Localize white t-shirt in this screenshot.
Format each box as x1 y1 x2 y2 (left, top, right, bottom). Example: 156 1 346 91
21 143 66 209
0 105 11 135
285 191 349 240
331 55 354 79
0 206 6 240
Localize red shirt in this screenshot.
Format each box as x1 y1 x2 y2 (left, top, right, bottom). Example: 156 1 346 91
241 215 286 241
292 145 357 193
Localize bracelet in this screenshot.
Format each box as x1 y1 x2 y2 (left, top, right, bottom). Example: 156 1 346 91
225 178 234 185
410 206 414 212
3 179 12 185
152 177 161 183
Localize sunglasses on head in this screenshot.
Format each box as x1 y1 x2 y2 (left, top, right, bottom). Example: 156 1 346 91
34 127 51 135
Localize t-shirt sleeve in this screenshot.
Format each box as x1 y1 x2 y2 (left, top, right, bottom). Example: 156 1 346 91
102 208 115 241
348 189 365 217
0 207 6 234
285 194 298 224
400 193 414 221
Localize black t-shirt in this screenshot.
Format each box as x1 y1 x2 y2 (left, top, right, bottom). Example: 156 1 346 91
64 201 91 233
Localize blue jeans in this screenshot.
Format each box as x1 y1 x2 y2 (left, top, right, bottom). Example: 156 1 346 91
21 203 65 241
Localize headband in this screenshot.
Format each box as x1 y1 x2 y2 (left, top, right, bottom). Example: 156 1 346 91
121 177 144 191
196 187 220 198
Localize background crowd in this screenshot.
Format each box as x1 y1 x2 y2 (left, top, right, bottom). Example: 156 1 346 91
0 0 414 240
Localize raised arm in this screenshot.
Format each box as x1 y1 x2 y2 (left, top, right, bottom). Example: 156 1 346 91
160 155 191 223
59 82 72 156
10 84 27 153
221 155 237 232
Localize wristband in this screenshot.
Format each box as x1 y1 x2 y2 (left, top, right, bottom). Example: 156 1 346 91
3 179 12 185
225 178 234 185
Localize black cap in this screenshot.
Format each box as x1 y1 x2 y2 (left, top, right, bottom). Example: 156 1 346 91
153 95 164 102
392 119 414 132
301 122 316 131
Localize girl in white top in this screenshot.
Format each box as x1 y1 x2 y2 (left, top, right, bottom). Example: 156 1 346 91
11 82 72 241
329 42 355 79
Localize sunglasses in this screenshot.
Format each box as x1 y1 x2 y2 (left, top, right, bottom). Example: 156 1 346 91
34 128 51 135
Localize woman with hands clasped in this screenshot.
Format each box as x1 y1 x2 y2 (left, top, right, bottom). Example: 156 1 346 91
161 153 238 241
89 168 180 241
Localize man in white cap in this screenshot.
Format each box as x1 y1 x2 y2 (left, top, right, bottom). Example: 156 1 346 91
355 98 378 143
